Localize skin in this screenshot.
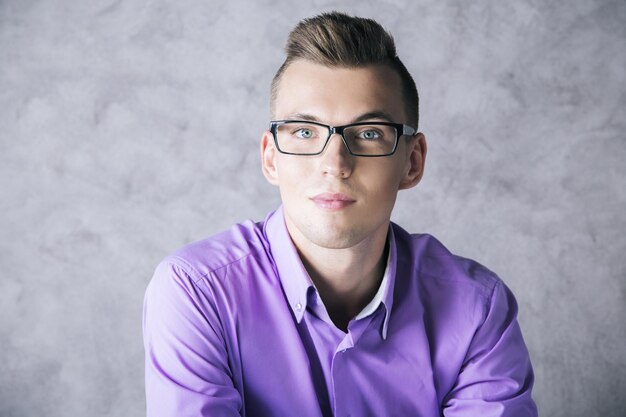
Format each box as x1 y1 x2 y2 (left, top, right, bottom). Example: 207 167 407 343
261 60 427 331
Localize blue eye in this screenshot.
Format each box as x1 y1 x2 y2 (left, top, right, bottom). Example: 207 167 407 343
294 128 314 139
358 130 381 140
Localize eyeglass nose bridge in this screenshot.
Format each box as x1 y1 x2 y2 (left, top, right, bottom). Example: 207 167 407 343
323 126 354 155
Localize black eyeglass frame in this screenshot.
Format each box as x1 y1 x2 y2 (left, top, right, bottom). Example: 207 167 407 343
269 120 418 157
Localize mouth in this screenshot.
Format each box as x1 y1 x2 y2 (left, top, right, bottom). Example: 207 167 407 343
310 192 356 211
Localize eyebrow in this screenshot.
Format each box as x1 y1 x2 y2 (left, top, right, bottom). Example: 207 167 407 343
283 111 396 124
352 111 395 123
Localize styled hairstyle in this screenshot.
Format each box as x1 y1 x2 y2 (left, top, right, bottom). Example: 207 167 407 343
270 11 419 128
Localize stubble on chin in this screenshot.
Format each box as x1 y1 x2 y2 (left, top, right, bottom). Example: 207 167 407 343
295 214 367 250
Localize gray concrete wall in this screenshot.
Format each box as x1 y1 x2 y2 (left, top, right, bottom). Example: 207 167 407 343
1 0 624 416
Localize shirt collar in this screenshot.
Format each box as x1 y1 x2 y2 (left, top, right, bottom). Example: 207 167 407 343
354 245 391 321
263 206 397 340
379 224 397 340
263 206 314 324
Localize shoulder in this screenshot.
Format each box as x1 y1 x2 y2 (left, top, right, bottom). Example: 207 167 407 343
389 224 534 406
392 223 502 305
154 219 270 287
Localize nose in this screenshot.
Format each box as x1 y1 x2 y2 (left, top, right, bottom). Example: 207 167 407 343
319 132 354 178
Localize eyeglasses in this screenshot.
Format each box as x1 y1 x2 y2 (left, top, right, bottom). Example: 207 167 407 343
269 120 417 157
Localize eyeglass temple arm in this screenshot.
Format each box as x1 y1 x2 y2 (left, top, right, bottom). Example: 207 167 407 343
402 125 418 136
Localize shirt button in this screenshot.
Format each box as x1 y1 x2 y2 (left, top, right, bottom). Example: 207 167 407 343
295 303 302 311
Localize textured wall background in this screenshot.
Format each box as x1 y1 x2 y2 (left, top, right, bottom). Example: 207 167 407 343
1 0 625 416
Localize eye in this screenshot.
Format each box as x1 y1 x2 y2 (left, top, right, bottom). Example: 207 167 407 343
294 128 314 139
357 129 382 140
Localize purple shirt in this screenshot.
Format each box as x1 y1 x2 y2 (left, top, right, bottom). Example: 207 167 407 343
143 207 537 416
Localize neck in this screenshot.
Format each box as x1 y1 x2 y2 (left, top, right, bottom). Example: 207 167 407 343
285 215 390 330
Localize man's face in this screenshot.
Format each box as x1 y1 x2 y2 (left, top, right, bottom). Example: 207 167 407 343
261 60 426 250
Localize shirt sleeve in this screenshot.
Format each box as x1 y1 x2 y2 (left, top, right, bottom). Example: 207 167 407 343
443 280 538 417
142 259 242 417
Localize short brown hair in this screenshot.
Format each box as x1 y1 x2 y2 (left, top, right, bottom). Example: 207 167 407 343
270 12 419 128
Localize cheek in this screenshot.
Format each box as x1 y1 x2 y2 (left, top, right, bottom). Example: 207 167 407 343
359 160 405 191
275 158 311 194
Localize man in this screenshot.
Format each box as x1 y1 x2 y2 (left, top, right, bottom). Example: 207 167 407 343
143 12 538 417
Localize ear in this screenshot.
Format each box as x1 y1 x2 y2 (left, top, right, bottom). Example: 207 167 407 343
261 130 280 186
399 133 427 190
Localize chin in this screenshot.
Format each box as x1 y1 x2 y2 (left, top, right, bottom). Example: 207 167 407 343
301 219 367 249
307 234 361 250
285 202 380 249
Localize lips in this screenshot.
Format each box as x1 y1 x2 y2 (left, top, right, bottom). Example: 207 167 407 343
310 192 356 210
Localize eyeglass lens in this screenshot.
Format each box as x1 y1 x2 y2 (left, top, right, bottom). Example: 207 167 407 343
275 122 397 155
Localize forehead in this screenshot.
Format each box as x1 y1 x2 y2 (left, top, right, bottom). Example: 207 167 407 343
274 60 405 124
